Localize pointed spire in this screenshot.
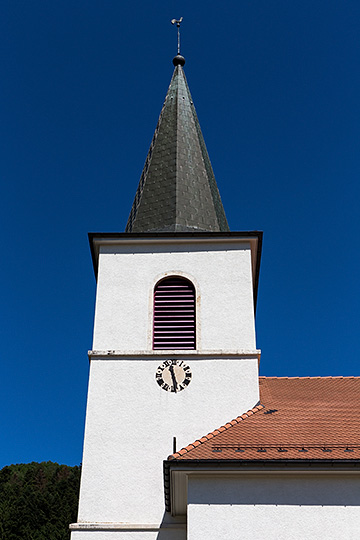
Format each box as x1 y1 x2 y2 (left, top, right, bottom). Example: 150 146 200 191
125 57 229 233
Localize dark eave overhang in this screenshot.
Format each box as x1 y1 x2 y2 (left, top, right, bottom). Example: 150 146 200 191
88 231 262 311
163 458 360 514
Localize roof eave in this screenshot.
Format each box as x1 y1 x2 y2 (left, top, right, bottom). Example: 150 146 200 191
88 231 262 312
164 458 360 515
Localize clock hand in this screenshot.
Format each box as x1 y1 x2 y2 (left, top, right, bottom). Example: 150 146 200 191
169 364 177 393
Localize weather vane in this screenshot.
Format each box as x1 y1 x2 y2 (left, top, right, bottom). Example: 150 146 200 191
171 17 183 55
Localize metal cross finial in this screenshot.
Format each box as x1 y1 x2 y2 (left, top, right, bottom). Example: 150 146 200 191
171 17 183 55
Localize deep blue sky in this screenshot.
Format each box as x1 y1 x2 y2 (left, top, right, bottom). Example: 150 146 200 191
1 1 359 468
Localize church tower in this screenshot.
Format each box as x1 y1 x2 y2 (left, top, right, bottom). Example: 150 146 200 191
70 53 262 539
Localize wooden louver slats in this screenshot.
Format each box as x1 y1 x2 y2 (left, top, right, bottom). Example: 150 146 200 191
153 277 196 349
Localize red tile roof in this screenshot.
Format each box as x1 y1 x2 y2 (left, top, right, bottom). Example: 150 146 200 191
169 376 360 461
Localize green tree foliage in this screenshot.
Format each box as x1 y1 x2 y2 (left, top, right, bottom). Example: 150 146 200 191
0 461 81 540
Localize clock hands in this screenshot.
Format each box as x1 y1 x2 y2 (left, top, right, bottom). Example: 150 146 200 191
169 364 178 393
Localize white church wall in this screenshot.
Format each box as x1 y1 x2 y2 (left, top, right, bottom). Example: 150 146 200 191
92 239 256 352
77 357 259 525
74 236 261 533
187 473 360 540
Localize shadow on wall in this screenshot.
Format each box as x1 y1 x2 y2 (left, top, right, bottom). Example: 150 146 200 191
156 512 186 540
188 474 360 507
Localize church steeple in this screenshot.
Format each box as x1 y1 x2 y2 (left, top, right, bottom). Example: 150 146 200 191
72 44 262 539
125 55 229 233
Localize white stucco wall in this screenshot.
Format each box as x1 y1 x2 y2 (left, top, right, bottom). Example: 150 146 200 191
77 356 259 525
187 474 360 540
72 237 260 538
92 240 256 352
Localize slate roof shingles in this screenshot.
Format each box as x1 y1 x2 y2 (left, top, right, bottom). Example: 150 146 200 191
125 63 229 234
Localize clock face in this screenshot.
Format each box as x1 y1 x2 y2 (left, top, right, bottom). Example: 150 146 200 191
155 359 192 393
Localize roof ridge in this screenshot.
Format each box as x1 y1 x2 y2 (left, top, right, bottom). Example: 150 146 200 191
168 403 265 460
259 376 360 380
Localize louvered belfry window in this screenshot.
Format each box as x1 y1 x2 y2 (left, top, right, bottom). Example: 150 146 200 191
153 277 196 350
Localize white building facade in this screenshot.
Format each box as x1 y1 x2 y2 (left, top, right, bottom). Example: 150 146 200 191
71 233 261 538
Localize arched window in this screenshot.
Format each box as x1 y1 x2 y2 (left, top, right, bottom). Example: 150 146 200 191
153 276 196 350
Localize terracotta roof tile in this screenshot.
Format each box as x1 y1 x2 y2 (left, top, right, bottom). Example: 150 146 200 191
169 377 360 461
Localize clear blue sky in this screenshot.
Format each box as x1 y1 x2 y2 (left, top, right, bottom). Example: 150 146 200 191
1 1 359 468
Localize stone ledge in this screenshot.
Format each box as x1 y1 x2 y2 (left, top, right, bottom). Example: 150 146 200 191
88 349 261 360
70 522 186 531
